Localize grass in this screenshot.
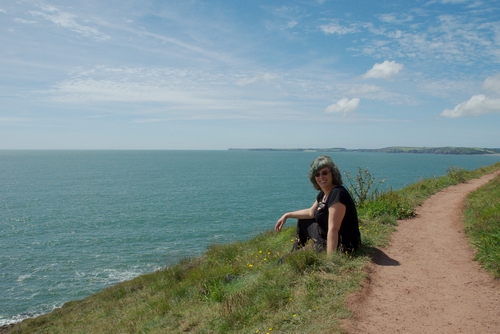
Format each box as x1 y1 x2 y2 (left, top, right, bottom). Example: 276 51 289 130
464 173 500 278
9 162 500 334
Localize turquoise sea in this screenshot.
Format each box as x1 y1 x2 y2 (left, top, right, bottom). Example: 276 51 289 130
1 150 500 325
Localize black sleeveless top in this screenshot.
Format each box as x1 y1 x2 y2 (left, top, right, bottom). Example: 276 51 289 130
314 185 361 251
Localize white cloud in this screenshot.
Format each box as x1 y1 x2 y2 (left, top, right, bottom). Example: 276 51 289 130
14 18 37 24
378 13 414 24
379 14 397 23
441 94 500 118
441 74 500 118
345 84 382 96
441 0 468 4
0 8 7 14
51 78 193 103
42 66 309 121
325 97 360 114
363 60 404 79
320 22 357 35
29 4 110 41
483 74 500 93
236 72 278 86
343 84 415 105
354 8 499 65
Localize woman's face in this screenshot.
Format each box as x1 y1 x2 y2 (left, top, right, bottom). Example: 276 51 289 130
314 167 332 189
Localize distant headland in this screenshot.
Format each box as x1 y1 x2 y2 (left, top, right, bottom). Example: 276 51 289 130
228 146 500 155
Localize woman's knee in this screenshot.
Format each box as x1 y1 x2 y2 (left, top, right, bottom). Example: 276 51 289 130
297 218 315 229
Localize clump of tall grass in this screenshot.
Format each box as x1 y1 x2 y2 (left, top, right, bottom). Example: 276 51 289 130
345 167 385 205
345 166 415 221
359 191 415 220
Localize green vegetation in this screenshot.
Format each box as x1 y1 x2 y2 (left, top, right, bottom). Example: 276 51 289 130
229 146 500 155
464 174 500 278
9 163 500 334
228 148 349 153
372 146 500 155
345 167 385 205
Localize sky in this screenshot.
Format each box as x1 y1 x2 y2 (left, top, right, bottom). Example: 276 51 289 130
1 0 500 150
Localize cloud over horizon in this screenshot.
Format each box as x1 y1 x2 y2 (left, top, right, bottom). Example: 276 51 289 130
325 97 360 115
441 74 500 118
483 74 500 93
441 95 500 118
363 61 404 80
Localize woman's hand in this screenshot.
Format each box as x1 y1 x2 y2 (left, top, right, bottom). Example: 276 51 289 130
275 214 287 232
275 202 318 233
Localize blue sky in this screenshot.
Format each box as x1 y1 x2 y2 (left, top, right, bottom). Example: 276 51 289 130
1 0 499 149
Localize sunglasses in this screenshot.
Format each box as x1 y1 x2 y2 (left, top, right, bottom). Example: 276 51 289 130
314 170 330 178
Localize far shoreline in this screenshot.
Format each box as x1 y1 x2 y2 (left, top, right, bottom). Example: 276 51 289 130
228 146 500 155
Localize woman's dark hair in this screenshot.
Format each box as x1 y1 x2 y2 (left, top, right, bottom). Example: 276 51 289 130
308 155 343 190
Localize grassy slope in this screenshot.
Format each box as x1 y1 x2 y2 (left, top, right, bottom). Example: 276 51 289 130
464 174 500 278
9 163 500 334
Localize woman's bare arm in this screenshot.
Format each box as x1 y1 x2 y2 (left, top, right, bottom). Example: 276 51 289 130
275 201 318 232
326 202 346 254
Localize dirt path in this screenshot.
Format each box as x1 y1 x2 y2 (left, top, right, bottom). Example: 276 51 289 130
343 171 500 334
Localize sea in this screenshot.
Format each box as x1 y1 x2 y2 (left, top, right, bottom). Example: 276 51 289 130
1 150 500 325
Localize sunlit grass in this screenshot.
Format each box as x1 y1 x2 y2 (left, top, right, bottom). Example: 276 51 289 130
464 173 500 278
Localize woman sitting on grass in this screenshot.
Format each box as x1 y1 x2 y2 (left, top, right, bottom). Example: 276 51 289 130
275 155 361 254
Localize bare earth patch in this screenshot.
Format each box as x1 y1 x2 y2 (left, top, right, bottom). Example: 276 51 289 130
343 171 500 334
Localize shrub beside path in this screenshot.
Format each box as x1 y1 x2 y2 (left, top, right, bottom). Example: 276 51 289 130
343 171 500 334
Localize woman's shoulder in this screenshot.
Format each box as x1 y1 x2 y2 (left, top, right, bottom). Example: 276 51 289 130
328 185 351 202
332 185 348 193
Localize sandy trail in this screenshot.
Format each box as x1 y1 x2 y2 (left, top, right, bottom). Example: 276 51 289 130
343 171 500 334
